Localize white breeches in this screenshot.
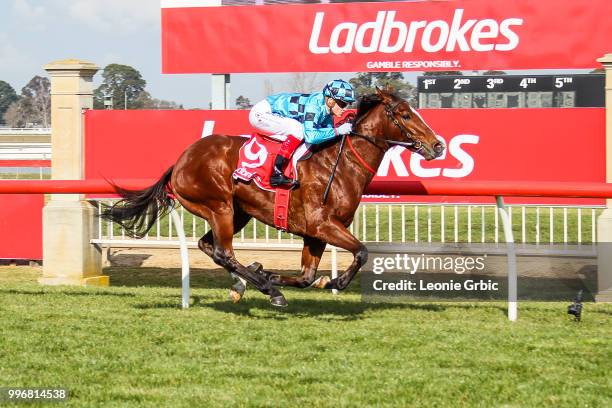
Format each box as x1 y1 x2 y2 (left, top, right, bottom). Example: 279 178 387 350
249 100 304 142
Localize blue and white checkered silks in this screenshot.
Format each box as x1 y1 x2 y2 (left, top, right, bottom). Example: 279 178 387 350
264 92 337 144
322 79 355 103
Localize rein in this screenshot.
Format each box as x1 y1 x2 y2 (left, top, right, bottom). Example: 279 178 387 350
345 100 424 173
321 97 426 202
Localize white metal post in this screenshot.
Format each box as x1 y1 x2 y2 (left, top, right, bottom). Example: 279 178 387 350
170 208 190 309
331 246 338 295
496 196 517 321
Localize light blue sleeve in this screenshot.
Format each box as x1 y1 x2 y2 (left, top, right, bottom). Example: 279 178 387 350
302 106 337 144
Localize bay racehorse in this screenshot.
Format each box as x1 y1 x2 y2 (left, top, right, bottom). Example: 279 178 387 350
101 88 444 307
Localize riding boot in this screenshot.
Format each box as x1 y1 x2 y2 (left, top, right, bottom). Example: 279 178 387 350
269 135 301 188
270 154 299 188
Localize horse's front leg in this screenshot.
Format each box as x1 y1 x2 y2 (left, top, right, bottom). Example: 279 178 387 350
268 236 327 288
310 219 367 291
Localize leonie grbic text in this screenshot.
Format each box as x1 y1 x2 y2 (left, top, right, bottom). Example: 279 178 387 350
371 279 499 292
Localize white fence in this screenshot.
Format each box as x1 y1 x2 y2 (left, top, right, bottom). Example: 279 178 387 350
92 200 601 255
0 128 51 135
0 143 51 161
0 128 52 162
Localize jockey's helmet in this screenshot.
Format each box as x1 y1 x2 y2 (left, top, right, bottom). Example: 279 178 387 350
323 79 356 104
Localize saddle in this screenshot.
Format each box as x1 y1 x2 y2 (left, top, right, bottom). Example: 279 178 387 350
232 133 311 191
232 134 311 230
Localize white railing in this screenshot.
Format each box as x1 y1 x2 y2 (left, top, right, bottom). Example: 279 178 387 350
92 200 600 253
0 143 51 160
0 128 51 135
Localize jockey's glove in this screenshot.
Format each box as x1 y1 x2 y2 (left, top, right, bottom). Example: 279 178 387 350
337 123 352 135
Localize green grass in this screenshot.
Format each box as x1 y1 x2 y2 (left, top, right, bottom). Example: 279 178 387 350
1 267 610 407
97 202 602 245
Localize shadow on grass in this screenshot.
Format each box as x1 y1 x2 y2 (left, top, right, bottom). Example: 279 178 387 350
106 267 363 294
106 266 512 318
105 267 236 289
202 297 458 321
133 292 507 321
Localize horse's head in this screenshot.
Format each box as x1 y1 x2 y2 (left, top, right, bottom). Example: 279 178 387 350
354 88 444 161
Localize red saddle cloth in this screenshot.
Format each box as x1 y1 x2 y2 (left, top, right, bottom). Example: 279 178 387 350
232 133 298 231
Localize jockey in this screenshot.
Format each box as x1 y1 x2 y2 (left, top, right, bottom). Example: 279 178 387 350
249 79 356 188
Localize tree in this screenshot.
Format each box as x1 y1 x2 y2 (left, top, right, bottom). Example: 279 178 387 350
133 91 183 109
3 100 28 127
94 64 146 109
2 76 51 128
235 95 253 110
348 72 417 106
0 80 18 125
21 76 51 127
287 73 321 93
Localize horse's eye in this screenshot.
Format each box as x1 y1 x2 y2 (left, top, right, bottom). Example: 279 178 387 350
402 114 410 120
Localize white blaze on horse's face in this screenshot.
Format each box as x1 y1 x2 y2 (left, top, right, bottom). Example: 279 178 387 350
406 104 445 160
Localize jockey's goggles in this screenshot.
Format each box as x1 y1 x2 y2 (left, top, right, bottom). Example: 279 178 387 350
333 99 349 109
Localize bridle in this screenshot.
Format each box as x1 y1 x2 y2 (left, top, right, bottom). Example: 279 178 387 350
349 100 424 154
323 98 425 202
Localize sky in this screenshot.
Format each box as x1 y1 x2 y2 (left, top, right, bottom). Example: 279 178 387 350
0 0 589 109
0 0 369 109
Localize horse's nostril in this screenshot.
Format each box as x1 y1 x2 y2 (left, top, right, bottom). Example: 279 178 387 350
433 142 444 153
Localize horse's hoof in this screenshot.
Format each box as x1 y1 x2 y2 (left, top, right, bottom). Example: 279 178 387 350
270 295 288 308
229 282 246 304
229 288 242 303
311 275 331 289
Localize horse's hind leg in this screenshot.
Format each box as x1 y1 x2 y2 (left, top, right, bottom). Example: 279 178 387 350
268 236 327 288
180 199 285 305
208 208 288 306
197 206 250 256
196 207 254 302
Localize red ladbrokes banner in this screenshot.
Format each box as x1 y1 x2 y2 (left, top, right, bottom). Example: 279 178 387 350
161 0 612 73
84 108 604 205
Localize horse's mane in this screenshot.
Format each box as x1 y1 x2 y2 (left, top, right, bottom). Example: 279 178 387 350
354 90 400 124
308 90 400 155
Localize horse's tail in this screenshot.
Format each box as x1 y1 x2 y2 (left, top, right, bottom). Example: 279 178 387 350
100 166 175 238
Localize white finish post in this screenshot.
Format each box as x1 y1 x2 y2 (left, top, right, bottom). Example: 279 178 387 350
496 196 518 322
170 208 190 309
211 74 231 109
441 205 445 243
208 0 229 111
331 246 338 295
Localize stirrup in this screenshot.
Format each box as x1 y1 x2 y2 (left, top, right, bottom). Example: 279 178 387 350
270 173 300 189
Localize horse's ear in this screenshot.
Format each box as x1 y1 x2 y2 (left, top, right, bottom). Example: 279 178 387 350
375 86 392 102
384 84 395 93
